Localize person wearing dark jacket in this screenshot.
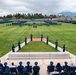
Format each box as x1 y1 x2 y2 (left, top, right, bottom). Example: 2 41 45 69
33 62 40 75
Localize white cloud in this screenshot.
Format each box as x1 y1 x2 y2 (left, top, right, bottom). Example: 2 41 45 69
58 0 76 12
0 0 76 16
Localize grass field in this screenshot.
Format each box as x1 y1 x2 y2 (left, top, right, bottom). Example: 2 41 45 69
0 22 76 57
18 41 59 52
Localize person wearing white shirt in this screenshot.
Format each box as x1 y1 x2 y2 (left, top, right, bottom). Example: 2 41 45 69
50 67 59 75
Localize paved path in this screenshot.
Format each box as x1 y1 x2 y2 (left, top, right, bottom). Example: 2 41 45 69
0 38 46 59
47 41 76 58
0 38 76 64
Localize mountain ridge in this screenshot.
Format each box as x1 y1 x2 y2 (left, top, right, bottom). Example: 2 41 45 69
59 11 76 17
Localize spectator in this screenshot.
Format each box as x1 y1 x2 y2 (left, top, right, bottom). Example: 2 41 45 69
61 68 70 75
3 67 10 75
0 66 3 75
17 61 24 74
22 67 30 75
56 62 62 72
0 60 3 75
0 60 3 68
3 62 9 72
70 62 76 72
70 62 74 67
10 62 17 74
50 67 59 75
25 61 32 73
33 62 40 75
63 61 70 72
47 61 55 73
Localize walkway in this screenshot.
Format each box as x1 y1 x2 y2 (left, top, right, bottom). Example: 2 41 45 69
0 38 46 59
0 38 76 63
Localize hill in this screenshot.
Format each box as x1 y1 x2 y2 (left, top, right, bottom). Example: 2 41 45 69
59 11 76 17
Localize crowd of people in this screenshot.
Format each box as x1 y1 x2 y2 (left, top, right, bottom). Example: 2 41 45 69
0 61 40 75
0 60 76 75
47 61 76 75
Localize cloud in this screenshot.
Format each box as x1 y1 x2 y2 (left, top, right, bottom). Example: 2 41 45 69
0 0 76 16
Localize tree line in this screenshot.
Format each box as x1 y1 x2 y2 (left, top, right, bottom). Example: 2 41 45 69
0 13 57 19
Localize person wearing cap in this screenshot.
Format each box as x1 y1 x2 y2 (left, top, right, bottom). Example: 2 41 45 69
3 62 9 72
32 62 40 75
17 61 24 74
62 61 70 72
25 61 32 73
47 61 55 74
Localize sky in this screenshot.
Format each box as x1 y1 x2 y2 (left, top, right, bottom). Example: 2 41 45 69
0 0 76 16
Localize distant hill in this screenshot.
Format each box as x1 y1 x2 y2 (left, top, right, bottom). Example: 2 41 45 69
59 11 76 17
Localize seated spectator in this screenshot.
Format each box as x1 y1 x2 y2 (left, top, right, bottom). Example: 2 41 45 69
70 62 75 67
33 62 40 75
47 61 55 74
25 61 32 73
52 74 60 75
3 62 9 72
32 73 40 75
61 68 70 75
70 62 76 72
10 62 17 74
0 60 3 68
50 67 59 75
68 67 73 73
0 66 3 75
70 72 76 75
62 61 70 72
17 61 24 74
22 68 30 75
56 62 62 72
3 67 10 75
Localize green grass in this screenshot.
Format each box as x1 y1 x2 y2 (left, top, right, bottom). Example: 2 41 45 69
18 41 59 52
0 22 76 57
